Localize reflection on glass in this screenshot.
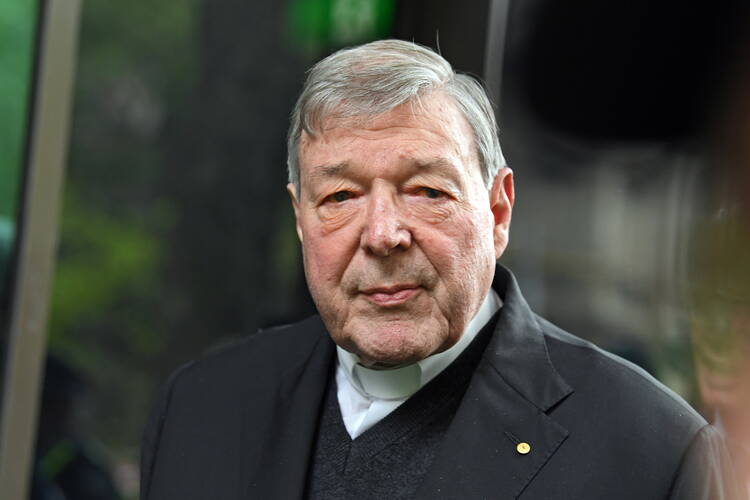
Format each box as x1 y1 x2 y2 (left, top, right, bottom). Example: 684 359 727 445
0 0 38 385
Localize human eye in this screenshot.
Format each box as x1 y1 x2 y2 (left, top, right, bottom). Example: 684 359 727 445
416 187 447 199
324 190 355 204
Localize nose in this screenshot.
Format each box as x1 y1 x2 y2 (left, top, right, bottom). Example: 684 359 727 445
360 191 412 257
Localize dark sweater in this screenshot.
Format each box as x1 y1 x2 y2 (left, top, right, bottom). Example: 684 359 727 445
306 314 498 500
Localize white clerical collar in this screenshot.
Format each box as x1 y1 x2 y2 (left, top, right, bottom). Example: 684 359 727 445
336 289 502 401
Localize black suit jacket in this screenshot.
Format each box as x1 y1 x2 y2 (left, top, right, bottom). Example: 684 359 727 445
141 267 737 499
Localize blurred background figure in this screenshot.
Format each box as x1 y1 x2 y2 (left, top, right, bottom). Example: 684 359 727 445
30 356 121 500
689 24 750 494
691 201 750 494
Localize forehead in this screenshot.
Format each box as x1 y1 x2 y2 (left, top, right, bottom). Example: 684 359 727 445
298 92 478 172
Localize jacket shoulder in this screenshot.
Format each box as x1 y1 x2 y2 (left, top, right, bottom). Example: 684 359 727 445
529 316 724 498
536 314 706 433
171 314 328 386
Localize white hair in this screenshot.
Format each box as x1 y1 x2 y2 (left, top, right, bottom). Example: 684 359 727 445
287 39 506 190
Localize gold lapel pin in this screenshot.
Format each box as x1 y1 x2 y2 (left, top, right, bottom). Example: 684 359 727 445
516 442 531 455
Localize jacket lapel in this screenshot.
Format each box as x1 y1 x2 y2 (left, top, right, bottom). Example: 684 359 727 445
417 266 573 499
245 318 335 499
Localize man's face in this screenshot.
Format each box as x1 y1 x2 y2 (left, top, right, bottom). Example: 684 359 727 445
289 92 514 367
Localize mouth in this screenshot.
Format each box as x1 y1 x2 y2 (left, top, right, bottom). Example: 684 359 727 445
360 284 421 307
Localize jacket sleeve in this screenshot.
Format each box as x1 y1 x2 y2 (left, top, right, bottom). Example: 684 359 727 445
666 424 746 500
140 362 193 500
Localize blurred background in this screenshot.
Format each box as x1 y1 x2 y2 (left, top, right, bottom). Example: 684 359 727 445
2 0 750 498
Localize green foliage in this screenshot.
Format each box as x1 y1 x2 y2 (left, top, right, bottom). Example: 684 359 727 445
49 191 161 353
47 186 170 459
0 0 38 218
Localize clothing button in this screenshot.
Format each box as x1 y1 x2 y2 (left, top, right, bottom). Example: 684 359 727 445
516 442 531 455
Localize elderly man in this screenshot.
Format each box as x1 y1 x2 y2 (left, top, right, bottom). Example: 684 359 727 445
141 40 733 499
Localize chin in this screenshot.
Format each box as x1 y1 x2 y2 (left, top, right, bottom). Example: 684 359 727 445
345 319 451 367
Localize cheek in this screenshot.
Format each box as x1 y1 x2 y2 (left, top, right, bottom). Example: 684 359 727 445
440 208 496 260
301 223 356 286
462 198 497 247
419 209 496 304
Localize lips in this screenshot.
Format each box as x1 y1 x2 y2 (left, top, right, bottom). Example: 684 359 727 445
360 284 420 306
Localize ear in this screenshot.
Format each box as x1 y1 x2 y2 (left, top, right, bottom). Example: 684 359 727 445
286 183 304 243
489 167 514 259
